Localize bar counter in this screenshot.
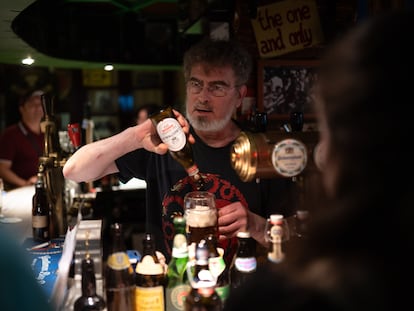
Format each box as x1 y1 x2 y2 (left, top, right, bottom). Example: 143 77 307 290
0 185 35 243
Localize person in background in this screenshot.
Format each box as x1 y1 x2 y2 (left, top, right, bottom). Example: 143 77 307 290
0 90 44 190
135 103 161 125
63 38 297 263
223 10 413 311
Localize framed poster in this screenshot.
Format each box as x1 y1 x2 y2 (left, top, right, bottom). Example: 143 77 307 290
257 59 319 120
89 89 118 114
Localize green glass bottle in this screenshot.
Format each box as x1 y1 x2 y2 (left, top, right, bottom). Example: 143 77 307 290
206 234 229 306
185 239 222 311
166 215 191 311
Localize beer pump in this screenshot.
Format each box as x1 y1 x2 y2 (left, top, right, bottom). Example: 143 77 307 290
230 130 320 181
230 111 324 218
38 93 69 237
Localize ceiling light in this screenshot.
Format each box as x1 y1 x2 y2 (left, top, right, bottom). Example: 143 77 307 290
104 64 114 71
22 56 35 65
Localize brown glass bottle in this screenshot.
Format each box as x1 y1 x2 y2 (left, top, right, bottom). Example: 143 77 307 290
185 239 222 311
32 171 50 242
105 223 135 311
141 232 160 264
151 106 205 190
74 255 106 311
135 251 167 311
229 231 257 291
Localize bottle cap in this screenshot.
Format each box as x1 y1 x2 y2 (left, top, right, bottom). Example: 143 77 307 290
236 231 251 238
136 255 164 275
270 214 284 223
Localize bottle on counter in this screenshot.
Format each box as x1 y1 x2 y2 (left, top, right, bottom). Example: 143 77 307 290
166 215 191 311
74 254 106 311
265 214 289 264
150 106 205 190
185 239 222 311
105 223 135 311
229 231 257 291
141 232 162 264
32 170 50 242
135 232 167 311
206 234 229 305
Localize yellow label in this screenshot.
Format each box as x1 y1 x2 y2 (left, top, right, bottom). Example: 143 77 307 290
107 252 131 270
135 286 165 311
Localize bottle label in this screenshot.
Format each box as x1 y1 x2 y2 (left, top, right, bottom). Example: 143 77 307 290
234 257 257 272
208 256 225 278
171 233 188 258
107 252 131 270
135 285 165 311
32 215 48 228
166 284 190 311
156 118 186 152
271 139 307 177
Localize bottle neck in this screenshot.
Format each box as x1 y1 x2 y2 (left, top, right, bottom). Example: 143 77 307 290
109 225 127 253
81 259 97 296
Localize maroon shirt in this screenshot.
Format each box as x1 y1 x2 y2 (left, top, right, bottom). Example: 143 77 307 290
0 122 44 187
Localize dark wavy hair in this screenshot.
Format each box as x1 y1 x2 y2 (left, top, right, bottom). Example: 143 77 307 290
182 37 253 86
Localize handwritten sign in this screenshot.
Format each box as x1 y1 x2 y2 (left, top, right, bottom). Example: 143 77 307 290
251 0 324 58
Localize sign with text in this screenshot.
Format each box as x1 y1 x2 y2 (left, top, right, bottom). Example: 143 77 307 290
251 0 324 58
82 69 114 87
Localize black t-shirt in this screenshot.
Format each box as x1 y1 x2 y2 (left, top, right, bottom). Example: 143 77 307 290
115 126 296 262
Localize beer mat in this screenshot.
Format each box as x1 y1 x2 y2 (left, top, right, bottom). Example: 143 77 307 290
23 237 65 299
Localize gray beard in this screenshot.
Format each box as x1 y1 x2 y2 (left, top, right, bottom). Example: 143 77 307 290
186 107 233 132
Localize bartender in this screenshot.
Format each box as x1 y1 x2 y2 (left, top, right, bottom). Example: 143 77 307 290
0 89 44 190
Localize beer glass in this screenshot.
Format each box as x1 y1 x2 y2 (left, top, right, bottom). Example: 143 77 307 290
184 191 218 246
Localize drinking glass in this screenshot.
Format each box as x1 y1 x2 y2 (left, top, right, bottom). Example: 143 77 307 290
264 214 290 244
184 191 218 246
264 214 290 263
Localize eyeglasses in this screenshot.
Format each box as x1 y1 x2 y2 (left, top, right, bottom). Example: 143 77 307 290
186 80 238 97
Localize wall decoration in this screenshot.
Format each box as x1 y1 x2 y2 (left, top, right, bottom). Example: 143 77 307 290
257 59 319 120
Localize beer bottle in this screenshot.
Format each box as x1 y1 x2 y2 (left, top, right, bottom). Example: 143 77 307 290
265 214 287 264
185 239 222 311
229 231 257 291
74 254 106 311
105 223 135 311
135 233 167 311
150 106 205 190
166 215 190 311
206 234 229 305
32 171 50 242
141 232 160 264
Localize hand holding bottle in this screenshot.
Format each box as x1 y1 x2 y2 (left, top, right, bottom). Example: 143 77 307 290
142 107 194 155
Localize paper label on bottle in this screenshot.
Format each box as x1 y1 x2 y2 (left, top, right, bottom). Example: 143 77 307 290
208 256 225 278
166 284 191 311
107 252 131 270
32 215 48 228
234 257 257 272
271 139 307 177
135 285 165 311
156 118 186 152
